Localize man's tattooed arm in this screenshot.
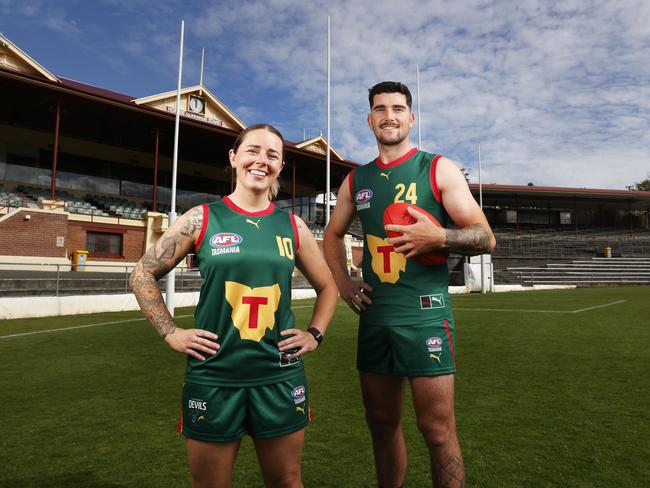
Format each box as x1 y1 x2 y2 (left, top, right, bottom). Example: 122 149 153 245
443 223 493 256
130 206 203 338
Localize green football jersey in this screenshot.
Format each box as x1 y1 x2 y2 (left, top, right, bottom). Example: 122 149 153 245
351 148 453 326
186 196 303 386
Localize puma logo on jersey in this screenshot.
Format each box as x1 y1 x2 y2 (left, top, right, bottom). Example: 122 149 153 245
430 353 442 363
296 406 305 414
380 171 391 180
246 219 261 229
420 294 445 309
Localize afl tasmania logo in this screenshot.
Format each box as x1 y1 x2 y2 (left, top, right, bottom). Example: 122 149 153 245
291 385 306 403
426 337 443 348
355 188 373 204
355 188 373 210
210 233 243 247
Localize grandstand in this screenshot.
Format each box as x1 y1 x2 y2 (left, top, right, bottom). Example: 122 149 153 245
0 33 356 273
474 184 650 286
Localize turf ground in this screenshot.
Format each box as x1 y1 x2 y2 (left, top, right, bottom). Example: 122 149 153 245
1 287 648 487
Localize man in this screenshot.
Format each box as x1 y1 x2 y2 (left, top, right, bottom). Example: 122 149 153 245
323 81 495 488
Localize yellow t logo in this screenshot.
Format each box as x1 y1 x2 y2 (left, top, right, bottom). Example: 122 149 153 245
224 281 281 341
367 234 406 284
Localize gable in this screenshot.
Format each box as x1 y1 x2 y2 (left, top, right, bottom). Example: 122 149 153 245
133 85 245 130
0 34 58 81
295 135 343 160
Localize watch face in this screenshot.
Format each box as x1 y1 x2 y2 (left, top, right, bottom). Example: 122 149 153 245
188 95 205 114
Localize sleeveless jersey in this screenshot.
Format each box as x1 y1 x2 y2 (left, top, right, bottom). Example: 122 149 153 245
350 148 453 327
186 196 303 386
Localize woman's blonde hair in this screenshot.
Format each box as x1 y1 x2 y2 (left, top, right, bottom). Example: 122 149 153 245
232 124 284 200
269 179 280 200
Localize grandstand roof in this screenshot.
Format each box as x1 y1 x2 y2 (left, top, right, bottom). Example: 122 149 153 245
0 33 358 173
470 183 650 210
470 183 650 197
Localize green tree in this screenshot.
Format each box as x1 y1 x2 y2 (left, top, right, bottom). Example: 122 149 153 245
633 173 650 191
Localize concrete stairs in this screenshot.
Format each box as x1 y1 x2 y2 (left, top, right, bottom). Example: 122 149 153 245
506 257 650 286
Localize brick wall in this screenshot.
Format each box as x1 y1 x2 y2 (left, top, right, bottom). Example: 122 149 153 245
0 210 69 257
67 221 145 261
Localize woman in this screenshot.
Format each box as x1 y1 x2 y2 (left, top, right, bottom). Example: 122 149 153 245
130 124 338 488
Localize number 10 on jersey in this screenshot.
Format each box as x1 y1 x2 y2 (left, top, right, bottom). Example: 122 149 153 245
276 236 294 260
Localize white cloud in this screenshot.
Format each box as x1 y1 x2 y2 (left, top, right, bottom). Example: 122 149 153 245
1 0 81 37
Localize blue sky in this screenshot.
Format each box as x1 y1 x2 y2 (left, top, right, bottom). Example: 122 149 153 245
2 0 649 189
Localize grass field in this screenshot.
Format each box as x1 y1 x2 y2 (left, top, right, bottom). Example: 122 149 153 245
1 287 649 487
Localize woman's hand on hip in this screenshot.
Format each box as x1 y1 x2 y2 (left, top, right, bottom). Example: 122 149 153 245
164 328 220 361
278 328 319 359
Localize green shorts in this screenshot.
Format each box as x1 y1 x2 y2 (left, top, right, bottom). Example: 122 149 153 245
180 371 310 442
357 319 457 376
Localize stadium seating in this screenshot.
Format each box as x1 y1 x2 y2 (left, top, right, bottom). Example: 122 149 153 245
506 257 650 285
492 226 650 258
9 185 189 219
0 189 39 210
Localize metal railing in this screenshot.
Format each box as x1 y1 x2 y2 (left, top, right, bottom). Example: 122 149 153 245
0 262 202 297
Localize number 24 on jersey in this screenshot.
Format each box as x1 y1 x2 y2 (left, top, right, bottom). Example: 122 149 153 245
394 183 417 204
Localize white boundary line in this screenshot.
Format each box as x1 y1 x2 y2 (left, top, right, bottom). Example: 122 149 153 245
0 305 317 340
0 317 148 339
569 300 627 313
456 299 627 314
455 308 566 313
0 301 625 340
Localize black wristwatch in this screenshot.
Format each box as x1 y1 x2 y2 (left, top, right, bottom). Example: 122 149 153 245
307 327 323 346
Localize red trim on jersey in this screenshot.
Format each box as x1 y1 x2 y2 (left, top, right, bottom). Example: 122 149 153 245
444 319 456 366
374 147 418 168
177 398 183 434
194 204 209 252
429 155 443 203
290 213 300 251
348 169 356 196
223 195 275 216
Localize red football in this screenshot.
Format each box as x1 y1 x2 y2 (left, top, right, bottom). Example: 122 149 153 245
383 202 448 265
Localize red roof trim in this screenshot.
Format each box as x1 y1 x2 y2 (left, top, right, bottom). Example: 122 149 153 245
59 76 134 103
374 147 418 168
222 196 275 216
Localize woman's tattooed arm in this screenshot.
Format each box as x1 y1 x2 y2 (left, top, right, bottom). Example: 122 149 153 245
130 206 203 338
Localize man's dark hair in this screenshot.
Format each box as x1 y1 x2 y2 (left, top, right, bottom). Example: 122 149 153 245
368 81 412 110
